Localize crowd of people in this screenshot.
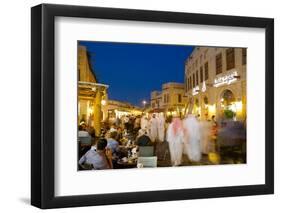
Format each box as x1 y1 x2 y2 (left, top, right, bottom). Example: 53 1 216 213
78 112 246 170
166 114 218 166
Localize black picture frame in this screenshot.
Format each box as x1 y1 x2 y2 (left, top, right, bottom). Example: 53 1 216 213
31 3 274 209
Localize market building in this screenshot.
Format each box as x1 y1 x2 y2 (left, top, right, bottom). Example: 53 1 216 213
184 47 247 121
78 45 109 136
107 100 142 121
150 82 188 117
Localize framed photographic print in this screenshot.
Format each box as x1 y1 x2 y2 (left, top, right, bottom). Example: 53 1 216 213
31 3 274 209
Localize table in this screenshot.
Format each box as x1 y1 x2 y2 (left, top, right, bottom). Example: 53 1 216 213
116 158 137 169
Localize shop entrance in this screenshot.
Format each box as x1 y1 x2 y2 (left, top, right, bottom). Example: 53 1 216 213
220 89 236 120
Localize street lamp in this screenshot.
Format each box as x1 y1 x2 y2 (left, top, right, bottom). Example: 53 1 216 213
142 100 147 108
101 99 106 106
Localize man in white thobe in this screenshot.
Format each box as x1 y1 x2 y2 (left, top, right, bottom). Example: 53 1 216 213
140 115 148 132
182 114 202 162
157 113 166 142
166 118 184 166
149 114 158 142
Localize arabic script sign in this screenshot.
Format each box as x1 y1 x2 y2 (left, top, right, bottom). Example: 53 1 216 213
192 85 199 96
213 71 238 87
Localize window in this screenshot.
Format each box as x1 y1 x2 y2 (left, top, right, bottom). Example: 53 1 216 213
204 49 208 59
226 48 235 70
163 94 166 103
178 94 182 103
167 94 170 103
193 73 195 88
196 71 199 85
242 48 247 65
200 66 203 83
78 68 80 81
216 53 222 74
204 62 209 80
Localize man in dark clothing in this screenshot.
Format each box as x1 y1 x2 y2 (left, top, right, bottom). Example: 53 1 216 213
135 129 151 146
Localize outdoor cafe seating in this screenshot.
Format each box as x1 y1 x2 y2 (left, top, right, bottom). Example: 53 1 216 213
137 156 157 168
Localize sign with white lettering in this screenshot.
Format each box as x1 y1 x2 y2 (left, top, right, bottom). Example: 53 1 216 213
192 85 200 96
213 71 238 87
202 81 206 92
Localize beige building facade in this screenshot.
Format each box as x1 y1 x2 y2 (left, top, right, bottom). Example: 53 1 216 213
150 82 188 117
185 47 247 121
78 45 109 136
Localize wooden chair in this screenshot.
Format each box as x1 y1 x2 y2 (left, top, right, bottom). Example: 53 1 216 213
79 136 92 146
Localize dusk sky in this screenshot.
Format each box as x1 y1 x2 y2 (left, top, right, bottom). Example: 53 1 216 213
79 41 194 107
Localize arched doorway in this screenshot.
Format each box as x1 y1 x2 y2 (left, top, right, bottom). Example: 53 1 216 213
220 89 236 120
203 96 209 120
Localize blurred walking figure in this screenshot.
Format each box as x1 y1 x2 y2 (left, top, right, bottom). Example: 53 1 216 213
157 113 166 142
183 114 201 162
210 115 219 153
167 117 184 166
149 114 158 142
141 115 149 132
199 120 212 154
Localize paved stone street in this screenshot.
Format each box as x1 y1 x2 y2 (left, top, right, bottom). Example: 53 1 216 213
156 141 246 167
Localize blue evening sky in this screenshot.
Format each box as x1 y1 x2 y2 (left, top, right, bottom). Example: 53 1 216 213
79 41 194 107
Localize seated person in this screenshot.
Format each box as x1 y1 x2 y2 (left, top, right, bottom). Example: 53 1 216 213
106 131 120 155
78 123 90 137
135 129 152 146
116 127 123 142
109 124 117 133
78 138 113 170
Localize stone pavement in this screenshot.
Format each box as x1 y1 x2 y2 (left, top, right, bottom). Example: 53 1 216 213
155 141 246 167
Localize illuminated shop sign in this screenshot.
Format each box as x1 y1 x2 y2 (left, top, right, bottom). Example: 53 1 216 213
202 81 206 92
213 71 238 87
192 85 200 96
192 82 206 95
